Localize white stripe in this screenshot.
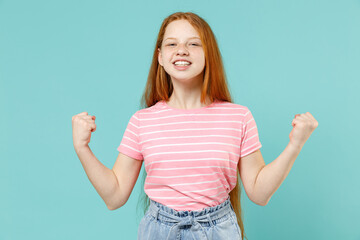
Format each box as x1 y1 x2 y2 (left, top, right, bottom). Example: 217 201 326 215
143 141 240 151
125 128 138 137
241 144 261 157
245 125 257 134
242 133 259 144
246 118 254 125
140 107 247 118
128 121 138 128
123 136 138 145
120 144 141 153
150 190 227 200
150 166 235 171
147 171 237 179
145 149 240 159
132 114 139 121
145 179 222 187
140 134 241 145
145 157 238 167
140 127 241 137
152 109 236 116
241 140 260 152
146 185 224 193
138 120 242 129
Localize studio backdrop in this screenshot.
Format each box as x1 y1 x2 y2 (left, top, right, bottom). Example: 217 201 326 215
1 0 359 239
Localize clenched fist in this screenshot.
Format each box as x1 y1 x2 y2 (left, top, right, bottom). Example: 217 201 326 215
289 112 318 149
72 112 97 149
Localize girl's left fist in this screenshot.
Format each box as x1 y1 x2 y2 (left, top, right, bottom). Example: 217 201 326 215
289 112 318 149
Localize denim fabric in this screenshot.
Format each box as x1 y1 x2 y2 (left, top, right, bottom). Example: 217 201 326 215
137 196 242 240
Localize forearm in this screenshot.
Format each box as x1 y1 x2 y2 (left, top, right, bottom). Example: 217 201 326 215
252 142 302 205
74 145 122 209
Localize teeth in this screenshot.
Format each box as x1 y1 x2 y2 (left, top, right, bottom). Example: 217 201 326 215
174 61 191 66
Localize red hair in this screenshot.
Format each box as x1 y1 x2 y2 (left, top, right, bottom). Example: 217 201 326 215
137 11 247 240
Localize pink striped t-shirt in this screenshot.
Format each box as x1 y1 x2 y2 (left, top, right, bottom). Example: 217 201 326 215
117 100 262 211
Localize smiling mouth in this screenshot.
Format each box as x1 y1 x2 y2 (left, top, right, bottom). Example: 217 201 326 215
173 64 191 70
173 60 192 66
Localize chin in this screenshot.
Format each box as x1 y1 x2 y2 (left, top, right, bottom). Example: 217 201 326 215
172 75 201 82
170 71 204 81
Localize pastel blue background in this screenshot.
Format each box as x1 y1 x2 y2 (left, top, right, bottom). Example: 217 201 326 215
1 0 359 239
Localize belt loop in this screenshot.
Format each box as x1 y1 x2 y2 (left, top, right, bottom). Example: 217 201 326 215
206 214 214 227
229 202 235 212
155 208 159 221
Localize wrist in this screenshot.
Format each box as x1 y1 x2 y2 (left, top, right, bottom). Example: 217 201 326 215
288 141 303 152
74 143 90 153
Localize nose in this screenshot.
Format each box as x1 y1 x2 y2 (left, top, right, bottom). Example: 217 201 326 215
176 43 189 56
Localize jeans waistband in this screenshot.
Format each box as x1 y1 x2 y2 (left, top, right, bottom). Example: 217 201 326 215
147 196 233 240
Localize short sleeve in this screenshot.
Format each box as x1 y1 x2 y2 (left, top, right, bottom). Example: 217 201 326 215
117 111 143 161
240 107 262 158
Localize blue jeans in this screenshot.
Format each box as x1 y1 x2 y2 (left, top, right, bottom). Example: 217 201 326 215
137 196 242 240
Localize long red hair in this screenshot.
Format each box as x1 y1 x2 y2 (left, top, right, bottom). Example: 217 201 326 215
136 11 247 240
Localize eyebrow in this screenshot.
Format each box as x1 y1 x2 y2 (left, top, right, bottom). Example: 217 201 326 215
164 37 201 41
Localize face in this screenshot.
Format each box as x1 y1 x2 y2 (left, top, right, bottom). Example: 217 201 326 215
158 19 205 83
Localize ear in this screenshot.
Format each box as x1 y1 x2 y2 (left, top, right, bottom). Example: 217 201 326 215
158 48 163 66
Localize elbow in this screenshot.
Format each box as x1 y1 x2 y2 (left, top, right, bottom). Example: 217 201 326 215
107 205 117 211
106 201 124 211
107 204 122 211
106 194 127 211
258 199 269 206
252 197 270 206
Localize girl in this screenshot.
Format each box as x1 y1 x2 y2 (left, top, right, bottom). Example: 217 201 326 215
72 12 318 240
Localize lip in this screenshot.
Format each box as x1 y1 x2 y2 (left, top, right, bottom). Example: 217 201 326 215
173 64 191 70
172 59 192 64
173 59 192 71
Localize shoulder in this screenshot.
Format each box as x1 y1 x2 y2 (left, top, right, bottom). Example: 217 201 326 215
214 101 249 113
216 102 260 128
133 101 167 119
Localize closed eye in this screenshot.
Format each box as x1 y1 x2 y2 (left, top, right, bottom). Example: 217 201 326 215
166 43 200 46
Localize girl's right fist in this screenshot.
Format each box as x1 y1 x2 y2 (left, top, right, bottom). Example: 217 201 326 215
72 112 97 149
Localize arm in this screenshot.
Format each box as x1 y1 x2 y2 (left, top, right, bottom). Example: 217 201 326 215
74 146 143 210
239 143 301 206
72 112 143 210
75 145 121 210
239 112 318 206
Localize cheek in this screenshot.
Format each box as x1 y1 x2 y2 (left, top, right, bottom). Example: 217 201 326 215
197 50 205 63
200 54 205 66
162 53 173 64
